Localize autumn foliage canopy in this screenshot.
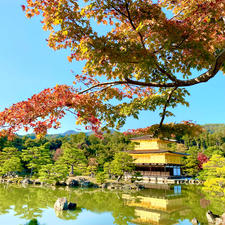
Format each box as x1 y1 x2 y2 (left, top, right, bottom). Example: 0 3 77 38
0 0 225 137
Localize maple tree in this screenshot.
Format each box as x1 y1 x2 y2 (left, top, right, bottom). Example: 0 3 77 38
197 152 208 169
1 0 225 137
124 121 203 138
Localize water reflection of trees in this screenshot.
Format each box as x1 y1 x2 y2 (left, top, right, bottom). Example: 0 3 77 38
0 185 135 225
0 184 224 225
0 185 58 219
179 185 225 224
25 219 40 225
73 191 135 225
54 208 81 220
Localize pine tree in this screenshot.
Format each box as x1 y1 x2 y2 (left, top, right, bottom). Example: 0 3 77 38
110 152 134 181
0 147 23 176
58 142 87 175
38 163 68 184
21 146 52 176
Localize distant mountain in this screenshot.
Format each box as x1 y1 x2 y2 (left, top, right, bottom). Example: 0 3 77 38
61 130 79 136
48 129 116 137
22 129 116 139
20 125 225 139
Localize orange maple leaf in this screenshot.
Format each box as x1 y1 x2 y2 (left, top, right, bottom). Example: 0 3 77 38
67 56 72 62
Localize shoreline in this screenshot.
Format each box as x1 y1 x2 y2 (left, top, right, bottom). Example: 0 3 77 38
0 175 203 190
0 176 144 190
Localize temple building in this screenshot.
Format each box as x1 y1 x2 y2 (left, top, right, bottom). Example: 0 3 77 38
128 136 187 178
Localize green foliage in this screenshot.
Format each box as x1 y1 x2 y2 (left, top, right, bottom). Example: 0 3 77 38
22 146 52 175
204 146 224 158
199 155 225 198
200 155 225 179
183 146 199 177
203 124 225 134
86 158 98 177
38 164 68 184
96 172 108 184
0 147 23 176
183 124 225 149
1 125 224 190
182 125 225 179
131 172 143 183
0 132 133 183
58 141 87 175
110 152 134 180
86 132 134 170
25 219 39 225
0 136 23 151
183 156 199 177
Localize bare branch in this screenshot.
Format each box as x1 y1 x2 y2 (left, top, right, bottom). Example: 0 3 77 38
78 80 127 94
159 87 178 128
169 9 185 21
66 109 77 115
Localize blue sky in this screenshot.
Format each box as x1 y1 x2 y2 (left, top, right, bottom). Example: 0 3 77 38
0 0 225 134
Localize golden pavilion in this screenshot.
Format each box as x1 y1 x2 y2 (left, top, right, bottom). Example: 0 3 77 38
129 136 187 178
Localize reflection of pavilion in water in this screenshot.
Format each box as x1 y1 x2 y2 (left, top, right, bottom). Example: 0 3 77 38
122 185 185 225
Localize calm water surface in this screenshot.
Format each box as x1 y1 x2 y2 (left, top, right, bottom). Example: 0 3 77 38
0 184 224 225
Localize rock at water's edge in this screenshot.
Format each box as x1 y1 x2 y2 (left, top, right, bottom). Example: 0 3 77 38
54 197 77 211
67 179 79 187
191 217 199 225
221 213 225 224
215 217 223 225
21 178 33 185
206 210 220 224
54 197 68 211
68 202 76 210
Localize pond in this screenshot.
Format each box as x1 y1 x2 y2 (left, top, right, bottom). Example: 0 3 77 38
0 184 224 225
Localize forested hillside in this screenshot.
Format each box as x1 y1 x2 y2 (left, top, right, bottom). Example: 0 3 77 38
203 124 225 134
0 132 134 184
0 124 225 194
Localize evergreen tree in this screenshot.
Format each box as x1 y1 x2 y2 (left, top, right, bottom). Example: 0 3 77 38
58 142 87 175
110 152 134 181
183 146 199 177
0 147 23 176
22 146 52 175
96 172 108 185
38 163 68 184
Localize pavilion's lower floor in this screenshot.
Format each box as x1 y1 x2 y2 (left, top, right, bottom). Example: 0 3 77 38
135 164 182 177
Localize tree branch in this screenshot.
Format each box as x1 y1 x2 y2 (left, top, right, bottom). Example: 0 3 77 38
159 87 178 128
110 4 128 18
154 63 178 83
77 49 225 95
125 2 146 50
78 80 127 94
125 49 225 87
